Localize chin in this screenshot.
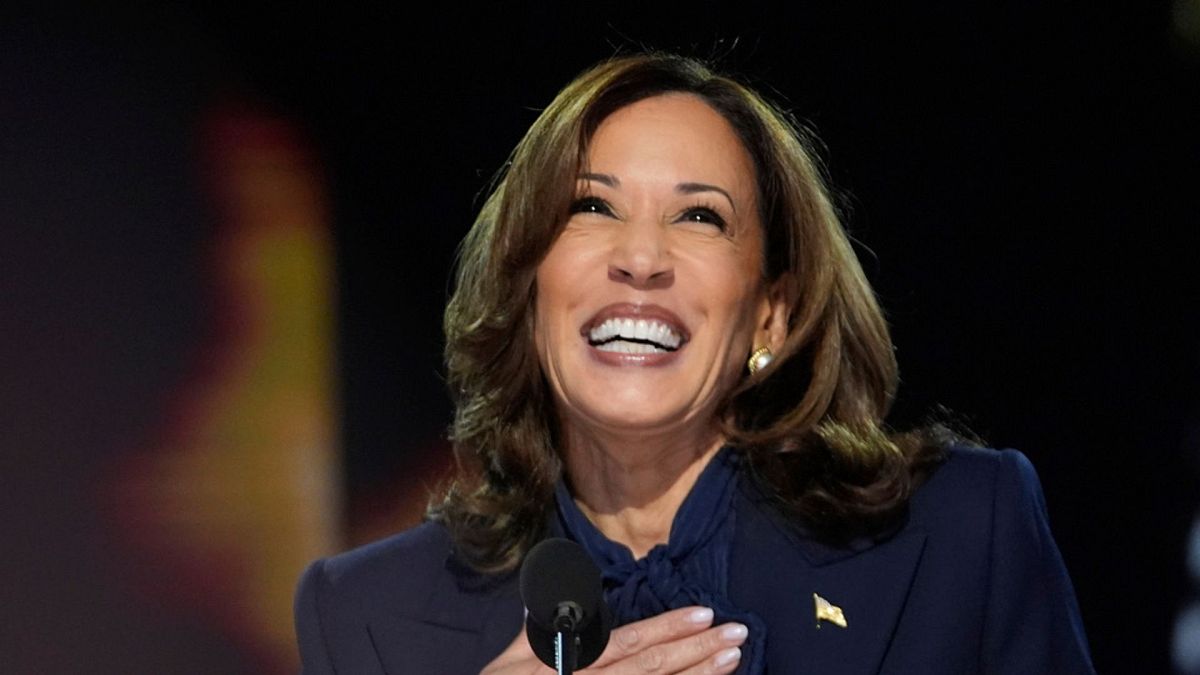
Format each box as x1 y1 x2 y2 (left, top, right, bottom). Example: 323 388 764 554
577 392 700 433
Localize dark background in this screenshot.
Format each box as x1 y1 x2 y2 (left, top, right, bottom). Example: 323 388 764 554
3 2 1197 672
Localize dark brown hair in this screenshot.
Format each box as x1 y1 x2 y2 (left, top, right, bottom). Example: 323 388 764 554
431 53 947 573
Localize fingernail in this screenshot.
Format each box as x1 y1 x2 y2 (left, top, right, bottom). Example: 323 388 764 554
687 607 715 624
616 626 640 649
714 647 742 668
721 623 748 642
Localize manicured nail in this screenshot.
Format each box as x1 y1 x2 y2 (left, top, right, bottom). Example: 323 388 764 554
714 647 742 668
687 607 715 624
721 623 748 642
615 626 641 649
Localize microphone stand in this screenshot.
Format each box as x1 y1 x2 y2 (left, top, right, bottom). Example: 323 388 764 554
553 604 581 675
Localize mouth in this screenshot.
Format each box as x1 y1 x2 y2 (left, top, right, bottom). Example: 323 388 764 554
583 304 688 355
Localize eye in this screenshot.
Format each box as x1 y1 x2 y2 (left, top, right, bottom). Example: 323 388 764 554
569 196 614 216
678 206 727 231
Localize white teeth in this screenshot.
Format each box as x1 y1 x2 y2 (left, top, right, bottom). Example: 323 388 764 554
596 341 667 354
588 317 682 349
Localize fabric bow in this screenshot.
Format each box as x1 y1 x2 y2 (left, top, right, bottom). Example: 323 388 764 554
553 447 767 674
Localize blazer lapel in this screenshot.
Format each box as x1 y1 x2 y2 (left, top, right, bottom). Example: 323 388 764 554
732 488 927 674
796 531 926 674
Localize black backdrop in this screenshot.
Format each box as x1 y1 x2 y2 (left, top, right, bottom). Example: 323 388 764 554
3 3 1198 673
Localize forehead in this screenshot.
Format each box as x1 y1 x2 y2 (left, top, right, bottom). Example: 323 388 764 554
585 93 757 198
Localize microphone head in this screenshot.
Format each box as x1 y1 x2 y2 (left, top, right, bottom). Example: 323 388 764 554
520 538 603 628
519 538 611 669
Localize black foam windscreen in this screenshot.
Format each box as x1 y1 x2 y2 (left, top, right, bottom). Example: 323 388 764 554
520 538 604 628
519 538 611 669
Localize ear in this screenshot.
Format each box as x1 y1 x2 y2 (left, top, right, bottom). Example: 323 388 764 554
753 275 792 355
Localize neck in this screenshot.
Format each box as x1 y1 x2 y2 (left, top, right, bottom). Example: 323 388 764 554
562 421 726 559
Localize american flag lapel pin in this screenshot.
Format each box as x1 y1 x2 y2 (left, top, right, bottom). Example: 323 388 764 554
813 593 848 628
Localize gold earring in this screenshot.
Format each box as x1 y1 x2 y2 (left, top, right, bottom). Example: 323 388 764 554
747 346 773 373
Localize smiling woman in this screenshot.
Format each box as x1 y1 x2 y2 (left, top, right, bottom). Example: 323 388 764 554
294 53 1096 674
534 95 776 497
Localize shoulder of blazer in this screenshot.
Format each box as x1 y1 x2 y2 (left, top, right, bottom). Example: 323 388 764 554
905 445 1096 674
907 445 1077 558
908 445 1011 532
316 520 520 628
296 521 524 674
316 521 459 617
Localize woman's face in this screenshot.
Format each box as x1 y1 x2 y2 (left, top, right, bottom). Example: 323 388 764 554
534 93 784 441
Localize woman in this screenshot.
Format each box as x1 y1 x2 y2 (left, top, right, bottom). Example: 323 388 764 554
295 53 1094 674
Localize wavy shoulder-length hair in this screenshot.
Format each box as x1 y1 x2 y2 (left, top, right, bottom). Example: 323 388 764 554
431 52 946 574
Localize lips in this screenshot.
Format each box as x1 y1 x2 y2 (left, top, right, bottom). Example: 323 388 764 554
582 304 688 354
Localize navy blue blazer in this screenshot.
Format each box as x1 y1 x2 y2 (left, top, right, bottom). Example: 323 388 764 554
294 447 1095 673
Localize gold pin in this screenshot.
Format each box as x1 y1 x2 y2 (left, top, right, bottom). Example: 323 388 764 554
813 593 848 628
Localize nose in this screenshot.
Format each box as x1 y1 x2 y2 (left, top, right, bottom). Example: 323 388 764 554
607 219 674 289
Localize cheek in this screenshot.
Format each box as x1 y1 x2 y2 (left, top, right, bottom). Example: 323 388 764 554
713 251 766 323
728 298 761 355
532 250 581 356
532 277 556 363
532 304 546 362
535 236 597 312
718 273 768 359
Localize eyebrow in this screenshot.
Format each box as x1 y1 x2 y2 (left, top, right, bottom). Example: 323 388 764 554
578 172 619 188
677 182 737 214
578 174 738 214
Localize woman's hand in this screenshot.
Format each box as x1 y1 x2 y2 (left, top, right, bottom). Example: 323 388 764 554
480 606 746 675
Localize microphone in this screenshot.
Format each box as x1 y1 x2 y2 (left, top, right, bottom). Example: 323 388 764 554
519 538 612 673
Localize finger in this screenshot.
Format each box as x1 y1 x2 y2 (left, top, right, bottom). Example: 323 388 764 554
673 646 742 675
598 622 748 675
589 606 715 668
